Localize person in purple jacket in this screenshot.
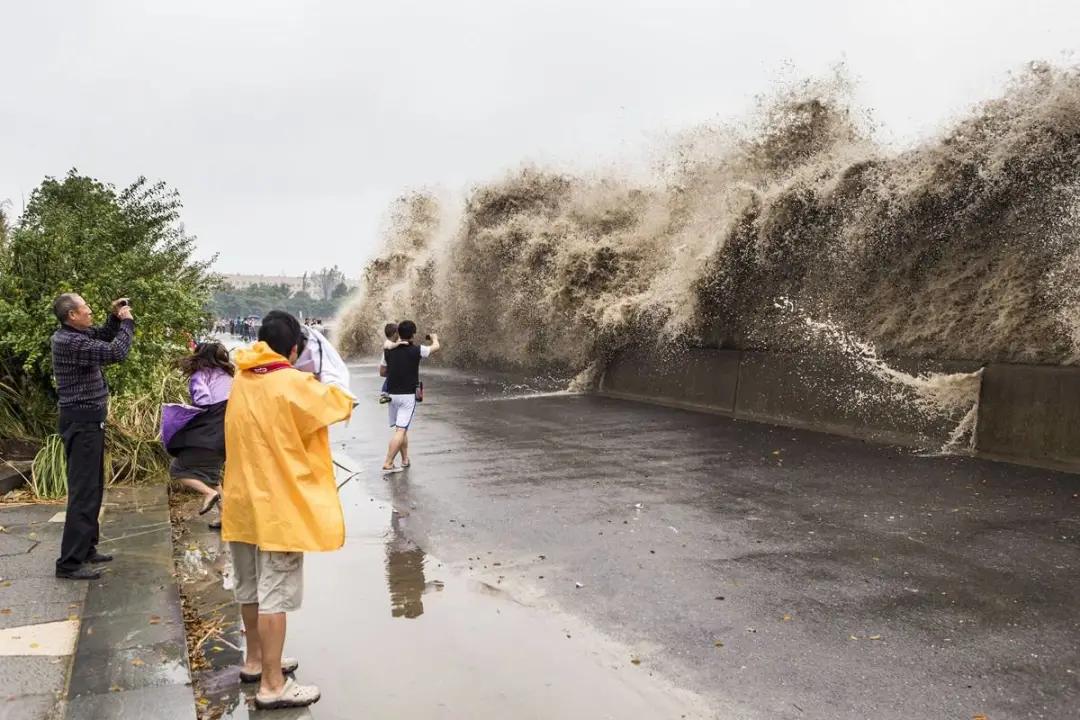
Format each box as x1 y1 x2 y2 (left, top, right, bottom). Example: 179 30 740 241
170 342 234 527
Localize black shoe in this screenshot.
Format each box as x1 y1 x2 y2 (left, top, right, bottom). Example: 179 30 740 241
87 552 113 563
208 519 222 530
56 566 101 580
198 492 221 516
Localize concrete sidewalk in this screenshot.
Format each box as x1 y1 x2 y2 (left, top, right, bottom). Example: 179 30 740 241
0 499 83 719
0 485 196 720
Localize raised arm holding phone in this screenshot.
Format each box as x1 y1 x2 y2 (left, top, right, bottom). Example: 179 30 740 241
380 321 439 473
51 294 135 580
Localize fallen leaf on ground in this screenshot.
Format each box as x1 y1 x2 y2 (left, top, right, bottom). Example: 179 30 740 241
973 715 989 720
714 641 724 647
68 615 79 622
630 658 641 665
109 685 123 693
29 643 39 649
148 615 161 625
131 658 145 666
782 614 793 622
0 609 11 615
869 635 882 640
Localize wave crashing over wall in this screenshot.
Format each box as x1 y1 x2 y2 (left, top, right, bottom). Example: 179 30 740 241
340 65 1080 447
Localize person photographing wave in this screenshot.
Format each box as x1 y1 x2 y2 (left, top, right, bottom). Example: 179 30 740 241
51 294 134 580
380 320 439 473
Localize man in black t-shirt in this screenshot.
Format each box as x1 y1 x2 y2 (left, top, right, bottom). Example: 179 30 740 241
379 320 440 472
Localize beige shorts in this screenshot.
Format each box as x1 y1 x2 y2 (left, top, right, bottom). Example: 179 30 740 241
230 542 304 614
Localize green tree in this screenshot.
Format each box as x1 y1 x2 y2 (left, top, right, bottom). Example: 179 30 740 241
206 280 352 323
314 265 346 301
0 171 216 404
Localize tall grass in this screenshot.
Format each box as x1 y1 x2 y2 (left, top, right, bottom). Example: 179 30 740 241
106 369 186 484
24 367 187 497
0 375 53 443
29 433 67 499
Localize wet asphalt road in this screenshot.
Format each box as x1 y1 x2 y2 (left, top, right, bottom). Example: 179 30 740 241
313 363 1080 719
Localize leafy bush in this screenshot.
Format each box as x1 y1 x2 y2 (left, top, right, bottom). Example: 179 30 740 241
0 171 214 492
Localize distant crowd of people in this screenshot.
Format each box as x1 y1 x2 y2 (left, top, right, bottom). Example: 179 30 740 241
212 316 328 342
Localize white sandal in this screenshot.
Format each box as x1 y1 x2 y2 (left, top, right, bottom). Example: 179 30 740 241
238 657 299 683
254 677 321 710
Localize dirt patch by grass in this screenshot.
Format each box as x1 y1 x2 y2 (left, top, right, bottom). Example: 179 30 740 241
169 488 243 720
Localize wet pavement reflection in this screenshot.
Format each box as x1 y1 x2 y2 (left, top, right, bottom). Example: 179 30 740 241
386 508 429 619
384 479 431 619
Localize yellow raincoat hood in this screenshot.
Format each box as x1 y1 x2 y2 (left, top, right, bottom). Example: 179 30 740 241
222 342 354 552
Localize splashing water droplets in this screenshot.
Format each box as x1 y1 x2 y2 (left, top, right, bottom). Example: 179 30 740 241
338 65 1079 450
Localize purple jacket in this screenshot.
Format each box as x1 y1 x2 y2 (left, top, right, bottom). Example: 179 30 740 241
189 368 233 406
160 369 233 450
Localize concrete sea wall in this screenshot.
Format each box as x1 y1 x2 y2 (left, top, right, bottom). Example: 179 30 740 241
597 348 1080 473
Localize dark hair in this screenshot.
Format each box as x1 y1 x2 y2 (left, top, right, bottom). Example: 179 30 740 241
259 310 303 358
384 322 398 340
53 293 80 324
397 320 417 340
178 342 235 377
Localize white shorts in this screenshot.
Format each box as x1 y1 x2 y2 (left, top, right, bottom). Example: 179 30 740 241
388 394 416 429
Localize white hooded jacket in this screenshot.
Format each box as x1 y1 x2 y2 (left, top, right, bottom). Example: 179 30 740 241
295 326 354 399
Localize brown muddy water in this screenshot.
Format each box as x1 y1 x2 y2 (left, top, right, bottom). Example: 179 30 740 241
335 64 1080 457
173 464 712 720
339 65 1080 372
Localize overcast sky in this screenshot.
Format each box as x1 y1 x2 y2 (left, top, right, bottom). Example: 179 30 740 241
2 1 1078 276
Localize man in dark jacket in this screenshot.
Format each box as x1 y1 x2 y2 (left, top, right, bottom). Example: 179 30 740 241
51 293 135 580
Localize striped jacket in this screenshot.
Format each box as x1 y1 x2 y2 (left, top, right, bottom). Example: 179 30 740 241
51 315 135 413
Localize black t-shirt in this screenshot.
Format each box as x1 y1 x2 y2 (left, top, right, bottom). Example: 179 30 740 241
384 343 424 395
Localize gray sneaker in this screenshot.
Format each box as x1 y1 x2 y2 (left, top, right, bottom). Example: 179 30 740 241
254 678 321 710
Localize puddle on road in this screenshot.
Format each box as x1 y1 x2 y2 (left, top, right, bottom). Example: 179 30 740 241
386 508 444 619
174 473 712 720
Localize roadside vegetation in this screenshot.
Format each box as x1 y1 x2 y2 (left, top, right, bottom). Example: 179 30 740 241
209 265 353 321
0 171 215 498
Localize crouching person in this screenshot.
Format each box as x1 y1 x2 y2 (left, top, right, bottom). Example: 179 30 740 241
222 311 354 709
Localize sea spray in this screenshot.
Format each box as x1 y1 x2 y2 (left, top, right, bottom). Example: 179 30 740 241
339 64 1080 441
773 297 983 452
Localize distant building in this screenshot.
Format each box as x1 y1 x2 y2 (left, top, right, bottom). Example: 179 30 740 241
222 274 309 294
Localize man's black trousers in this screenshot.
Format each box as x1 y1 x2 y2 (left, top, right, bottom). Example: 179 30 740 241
55 416 105 572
